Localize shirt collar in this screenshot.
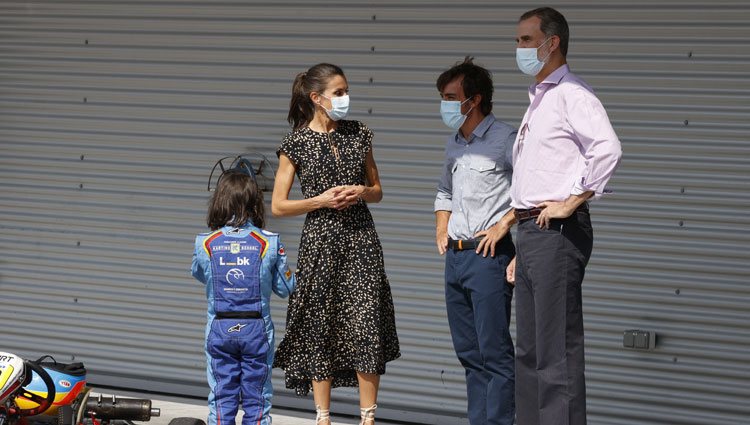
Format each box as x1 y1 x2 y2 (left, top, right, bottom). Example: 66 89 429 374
542 64 570 85
529 64 570 92
454 113 496 144
527 64 570 102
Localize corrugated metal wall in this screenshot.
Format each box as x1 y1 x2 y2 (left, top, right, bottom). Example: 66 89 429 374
1 1 748 424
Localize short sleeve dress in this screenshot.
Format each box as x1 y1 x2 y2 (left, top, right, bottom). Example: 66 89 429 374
273 120 400 396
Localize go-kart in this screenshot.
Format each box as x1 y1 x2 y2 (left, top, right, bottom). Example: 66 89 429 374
0 352 199 425
1 156 270 425
0 352 54 424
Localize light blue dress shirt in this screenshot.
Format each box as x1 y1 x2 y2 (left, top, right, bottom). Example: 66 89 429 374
435 113 517 240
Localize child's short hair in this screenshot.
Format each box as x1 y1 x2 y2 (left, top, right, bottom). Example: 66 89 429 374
207 170 265 230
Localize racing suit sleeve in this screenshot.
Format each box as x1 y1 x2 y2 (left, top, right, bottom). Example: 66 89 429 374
271 238 296 298
191 235 208 285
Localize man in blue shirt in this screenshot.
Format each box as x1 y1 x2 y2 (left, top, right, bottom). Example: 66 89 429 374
434 57 518 425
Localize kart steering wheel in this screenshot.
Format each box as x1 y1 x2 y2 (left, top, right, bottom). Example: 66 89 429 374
15 360 56 416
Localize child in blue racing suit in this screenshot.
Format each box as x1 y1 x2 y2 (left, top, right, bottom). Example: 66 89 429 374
191 169 295 425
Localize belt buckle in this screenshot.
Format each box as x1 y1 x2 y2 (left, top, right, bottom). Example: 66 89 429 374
448 238 467 251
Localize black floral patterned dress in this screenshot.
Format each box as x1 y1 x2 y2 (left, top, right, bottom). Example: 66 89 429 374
273 120 400 396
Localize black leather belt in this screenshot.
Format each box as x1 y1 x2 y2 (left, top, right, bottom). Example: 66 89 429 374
447 238 484 251
215 311 261 319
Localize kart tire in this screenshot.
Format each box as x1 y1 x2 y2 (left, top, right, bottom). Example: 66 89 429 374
168 417 207 425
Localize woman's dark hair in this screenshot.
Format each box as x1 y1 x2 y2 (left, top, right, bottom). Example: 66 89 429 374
287 63 346 131
520 7 569 57
206 170 265 230
436 56 493 116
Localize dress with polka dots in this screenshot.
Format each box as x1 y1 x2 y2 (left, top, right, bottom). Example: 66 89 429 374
273 120 401 396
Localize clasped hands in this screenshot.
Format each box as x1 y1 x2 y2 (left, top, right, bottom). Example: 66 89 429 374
318 185 365 210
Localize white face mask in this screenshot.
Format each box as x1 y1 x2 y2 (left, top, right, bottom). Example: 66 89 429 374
320 94 350 121
440 98 474 130
516 37 553 76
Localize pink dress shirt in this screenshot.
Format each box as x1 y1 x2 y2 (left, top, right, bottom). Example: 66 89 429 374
510 64 622 209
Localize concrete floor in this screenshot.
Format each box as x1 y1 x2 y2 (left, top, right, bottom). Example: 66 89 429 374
92 390 400 425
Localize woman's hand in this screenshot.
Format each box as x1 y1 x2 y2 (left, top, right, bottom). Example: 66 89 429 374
315 186 348 210
336 185 366 208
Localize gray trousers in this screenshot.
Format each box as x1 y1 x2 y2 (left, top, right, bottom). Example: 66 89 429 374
514 208 593 425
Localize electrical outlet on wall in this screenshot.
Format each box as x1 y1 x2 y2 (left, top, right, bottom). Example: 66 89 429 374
623 330 657 350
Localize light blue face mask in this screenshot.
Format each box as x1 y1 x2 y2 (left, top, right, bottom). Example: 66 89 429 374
440 98 474 130
320 94 350 121
516 37 553 76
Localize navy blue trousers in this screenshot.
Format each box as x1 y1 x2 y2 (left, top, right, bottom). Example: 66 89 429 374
445 235 515 425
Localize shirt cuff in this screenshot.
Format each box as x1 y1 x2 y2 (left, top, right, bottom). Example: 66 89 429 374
571 180 588 195
434 198 452 212
572 180 604 201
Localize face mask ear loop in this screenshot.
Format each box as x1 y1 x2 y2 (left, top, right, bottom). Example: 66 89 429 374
318 94 334 114
538 36 554 62
313 93 328 112
463 96 475 117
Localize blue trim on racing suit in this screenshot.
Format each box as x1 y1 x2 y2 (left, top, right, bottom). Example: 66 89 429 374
192 223 295 425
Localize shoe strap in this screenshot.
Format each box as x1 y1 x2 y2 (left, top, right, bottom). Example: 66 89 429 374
316 405 330 423
359 404 377 424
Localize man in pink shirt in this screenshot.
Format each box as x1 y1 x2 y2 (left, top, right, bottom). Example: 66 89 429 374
504 7 623 425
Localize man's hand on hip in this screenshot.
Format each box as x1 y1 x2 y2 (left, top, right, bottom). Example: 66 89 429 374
474 221 509 258
534 201 576 229
536 193 592 229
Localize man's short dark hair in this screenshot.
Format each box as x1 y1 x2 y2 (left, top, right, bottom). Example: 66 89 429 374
520 7 569 57
436 56 493 116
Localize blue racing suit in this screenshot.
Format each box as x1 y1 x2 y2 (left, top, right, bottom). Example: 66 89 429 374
191 223 296 425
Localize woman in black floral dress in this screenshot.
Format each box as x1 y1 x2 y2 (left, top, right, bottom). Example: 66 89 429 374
271 63 400 425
